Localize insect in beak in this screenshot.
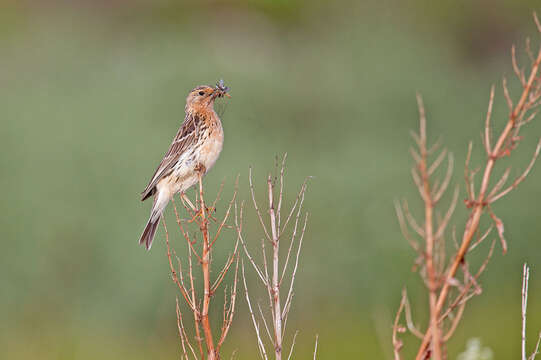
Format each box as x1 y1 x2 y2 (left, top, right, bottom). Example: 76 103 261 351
213 79 230 98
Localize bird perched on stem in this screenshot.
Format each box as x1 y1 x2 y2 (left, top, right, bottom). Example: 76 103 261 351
139 80 230 250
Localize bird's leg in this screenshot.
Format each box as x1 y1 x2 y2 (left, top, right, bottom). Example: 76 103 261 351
194 163 206 175
187 164 208 223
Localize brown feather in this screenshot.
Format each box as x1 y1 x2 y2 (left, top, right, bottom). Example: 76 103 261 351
140 112 205 201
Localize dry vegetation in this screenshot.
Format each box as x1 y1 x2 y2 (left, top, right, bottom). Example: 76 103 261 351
163 176 240 360
160 13 541 360
393 13 541 360
236 155 315 360
162 156 315 360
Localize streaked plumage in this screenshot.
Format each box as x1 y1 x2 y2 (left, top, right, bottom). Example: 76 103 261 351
139 82 229 250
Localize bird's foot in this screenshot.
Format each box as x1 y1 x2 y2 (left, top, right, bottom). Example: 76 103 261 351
188 208 204 223
187 206 217 223
194 163 206 175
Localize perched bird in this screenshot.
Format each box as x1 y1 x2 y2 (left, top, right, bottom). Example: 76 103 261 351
139 80 230 250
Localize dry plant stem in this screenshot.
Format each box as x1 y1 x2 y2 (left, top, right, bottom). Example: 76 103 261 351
417 95 443 360
523 263 530 360
239 157 310 359
313 335 319 360
392 291 407 360
521 263 541 360
415 26 541 359
268 175 283 359
287 331 299 360
166 175 240 360
197 175 216 360
242 260 268 360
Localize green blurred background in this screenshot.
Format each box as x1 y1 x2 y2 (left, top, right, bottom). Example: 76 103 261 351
2 0 541 358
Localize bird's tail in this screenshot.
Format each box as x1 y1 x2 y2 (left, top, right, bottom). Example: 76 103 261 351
139 216 160 250
139 189 169 250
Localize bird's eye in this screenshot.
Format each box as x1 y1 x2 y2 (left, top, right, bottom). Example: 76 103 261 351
198 91 205 96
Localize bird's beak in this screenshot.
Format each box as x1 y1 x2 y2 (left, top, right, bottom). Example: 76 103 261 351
211 88 230 99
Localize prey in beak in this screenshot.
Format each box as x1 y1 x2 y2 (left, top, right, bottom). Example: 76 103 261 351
212 79 231 99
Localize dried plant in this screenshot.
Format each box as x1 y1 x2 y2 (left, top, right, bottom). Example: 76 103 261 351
164 176 239 360
521 264 541 360
236 155 316 360
393 14 541 360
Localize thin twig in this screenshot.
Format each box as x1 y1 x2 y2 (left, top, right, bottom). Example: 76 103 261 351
242 261 268 360
287 331 299 360
523 263 530 360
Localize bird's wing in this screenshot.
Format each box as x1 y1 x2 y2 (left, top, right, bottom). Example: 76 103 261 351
141 112 203 201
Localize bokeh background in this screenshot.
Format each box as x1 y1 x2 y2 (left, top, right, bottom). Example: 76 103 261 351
2 1 541 358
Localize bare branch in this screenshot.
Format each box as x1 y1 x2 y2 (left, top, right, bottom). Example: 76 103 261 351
468 225 493 252
464 142 476 201
281 182 308 284
211 182 238 248
433 153 454 203
236 202 267 285
442 301 465 342
513 46 527 87
534 12 541 33
242 261 268 360
503 76 514 111
401 199 425 238
523 263 530 360
529 333 541 360
281 179 309 235
403 289 424 338
164 220 196 312
415 27 541 357
282 213 308 324
176 298 190 360
258 302 274 344
176 298 198 360
428 149 448 176
250 167 272 242
489 140 541 203
434 186 459 244
212 239 239 293
217 256 239 352
485 86 495 154
277 153 287 232
392 291 407 360
287 331 299 360
395 200 420 252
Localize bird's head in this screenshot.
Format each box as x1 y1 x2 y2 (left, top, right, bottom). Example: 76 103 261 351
186 80 230 111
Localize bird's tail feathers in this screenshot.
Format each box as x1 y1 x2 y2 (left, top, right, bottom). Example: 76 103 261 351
139 189 170 250
139 216 160 250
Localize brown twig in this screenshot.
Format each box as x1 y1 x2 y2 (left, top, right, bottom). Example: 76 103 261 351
410 15 541 359
165 175 240 360
392 291 407 360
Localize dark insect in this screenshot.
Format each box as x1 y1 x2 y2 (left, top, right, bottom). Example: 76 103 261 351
215 79 230 97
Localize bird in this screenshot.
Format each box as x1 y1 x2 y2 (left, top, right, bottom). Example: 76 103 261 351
139 80 230 250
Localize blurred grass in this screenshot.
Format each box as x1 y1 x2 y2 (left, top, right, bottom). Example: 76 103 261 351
1 1 541 358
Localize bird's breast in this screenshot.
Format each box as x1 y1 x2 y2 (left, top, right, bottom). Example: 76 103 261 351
199 120 224 172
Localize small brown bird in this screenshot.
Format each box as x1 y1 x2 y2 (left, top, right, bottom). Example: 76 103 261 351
139 80 230 250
